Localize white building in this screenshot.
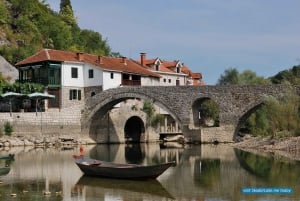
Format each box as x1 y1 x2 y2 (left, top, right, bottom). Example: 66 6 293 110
139 53 204 86
16 49 160 109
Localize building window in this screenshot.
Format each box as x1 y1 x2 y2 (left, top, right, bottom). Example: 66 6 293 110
69 89 81 100
88 69 94 78
168 79 171 83
176 67 180 73
71 67 78 78
49 69 54 77
110 72 114 79
163 78 166 83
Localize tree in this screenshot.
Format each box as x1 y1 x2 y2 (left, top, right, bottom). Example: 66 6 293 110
239 70 270 85
270 65 300 85
59 0 76 26
217 68 270 85
217 67 300 137
199 99 219 126
0 1 10 26
60 0 73 11
217 68 239 85
0 0 112 64
76 29 111 55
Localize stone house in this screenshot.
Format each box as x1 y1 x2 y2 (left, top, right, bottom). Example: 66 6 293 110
11 49 204 140
15 49 161 110
139 53 204 86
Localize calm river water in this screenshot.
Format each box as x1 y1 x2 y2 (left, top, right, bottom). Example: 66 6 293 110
0 143 299 201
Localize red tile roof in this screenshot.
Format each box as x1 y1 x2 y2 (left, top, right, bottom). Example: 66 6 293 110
181 66 192 76
16 49 160 78
140 57 204 85
191 73 202 79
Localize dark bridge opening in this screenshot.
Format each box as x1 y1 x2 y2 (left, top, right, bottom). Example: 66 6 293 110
124 116 145 143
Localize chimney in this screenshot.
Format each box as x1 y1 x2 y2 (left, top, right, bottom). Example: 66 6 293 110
140 52 146 66
76 52 83 61
121 56 127 65
98 56 103 64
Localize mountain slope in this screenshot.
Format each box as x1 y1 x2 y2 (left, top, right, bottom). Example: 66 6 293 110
0 55 18 83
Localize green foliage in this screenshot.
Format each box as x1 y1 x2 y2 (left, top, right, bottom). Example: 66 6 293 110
245 106 270 136
141 101 164 127
217 68 239 85
270 65 300 85
151 114 164 128
199 99 219 126
266 89 300 137
200 100 219 120
0 0 112 65
244 89 300 138
217 68 270 85
0 72 8 84
239 70 270 85
4 122 13 136
142 100 155 119
217 66 300 137
110 52 123 58
59 0 76 26
0 82 44 94
75 29 111 55
0 1 10 25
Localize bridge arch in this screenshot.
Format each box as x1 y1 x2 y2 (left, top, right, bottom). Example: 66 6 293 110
82 90 183 142
234 99 266 140
124 116 145 143
81 85 296 143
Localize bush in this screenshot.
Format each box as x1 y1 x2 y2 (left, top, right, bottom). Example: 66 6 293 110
151 114 164 128
4 122 13 136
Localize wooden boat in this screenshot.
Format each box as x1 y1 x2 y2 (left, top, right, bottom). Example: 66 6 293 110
73 155 175 179
0 154 14 160
0 167 10 176
76 176 174 199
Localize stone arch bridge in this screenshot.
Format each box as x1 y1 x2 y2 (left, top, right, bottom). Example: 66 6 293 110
81 85 299 143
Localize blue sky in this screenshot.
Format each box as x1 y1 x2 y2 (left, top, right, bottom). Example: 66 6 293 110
46 0 300 85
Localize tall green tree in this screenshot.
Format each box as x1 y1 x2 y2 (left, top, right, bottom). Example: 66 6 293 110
239 70 270 85
59 0 76 26
270 65 300 85
217 68 239 85
0 0 112 64
217 68 270 85
217 67 300 137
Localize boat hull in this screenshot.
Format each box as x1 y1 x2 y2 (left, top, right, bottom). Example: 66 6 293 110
74 157 175 179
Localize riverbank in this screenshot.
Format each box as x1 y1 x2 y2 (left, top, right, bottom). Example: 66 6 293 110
233 135 300 161
0 135 96 150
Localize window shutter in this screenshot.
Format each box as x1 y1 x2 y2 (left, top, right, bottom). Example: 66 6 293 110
69 90 72 100
78 90 81 100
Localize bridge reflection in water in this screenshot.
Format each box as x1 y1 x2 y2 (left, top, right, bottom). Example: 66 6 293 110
0 144 300 200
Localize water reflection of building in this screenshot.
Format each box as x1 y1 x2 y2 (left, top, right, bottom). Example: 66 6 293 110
1 144 276 201
1 149 82 200
89 143 182 165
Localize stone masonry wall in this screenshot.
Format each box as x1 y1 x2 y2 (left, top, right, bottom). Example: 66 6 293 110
89 99 159 143
84 84 297 143
0 84 297 144
0 105 83 138
61 86 85 109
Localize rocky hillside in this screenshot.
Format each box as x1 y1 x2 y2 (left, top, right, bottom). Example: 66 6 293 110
0 0 112 66
0 55 18 83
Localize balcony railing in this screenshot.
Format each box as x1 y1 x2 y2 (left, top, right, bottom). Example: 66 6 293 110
20 77 60 86
122 79 141 86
